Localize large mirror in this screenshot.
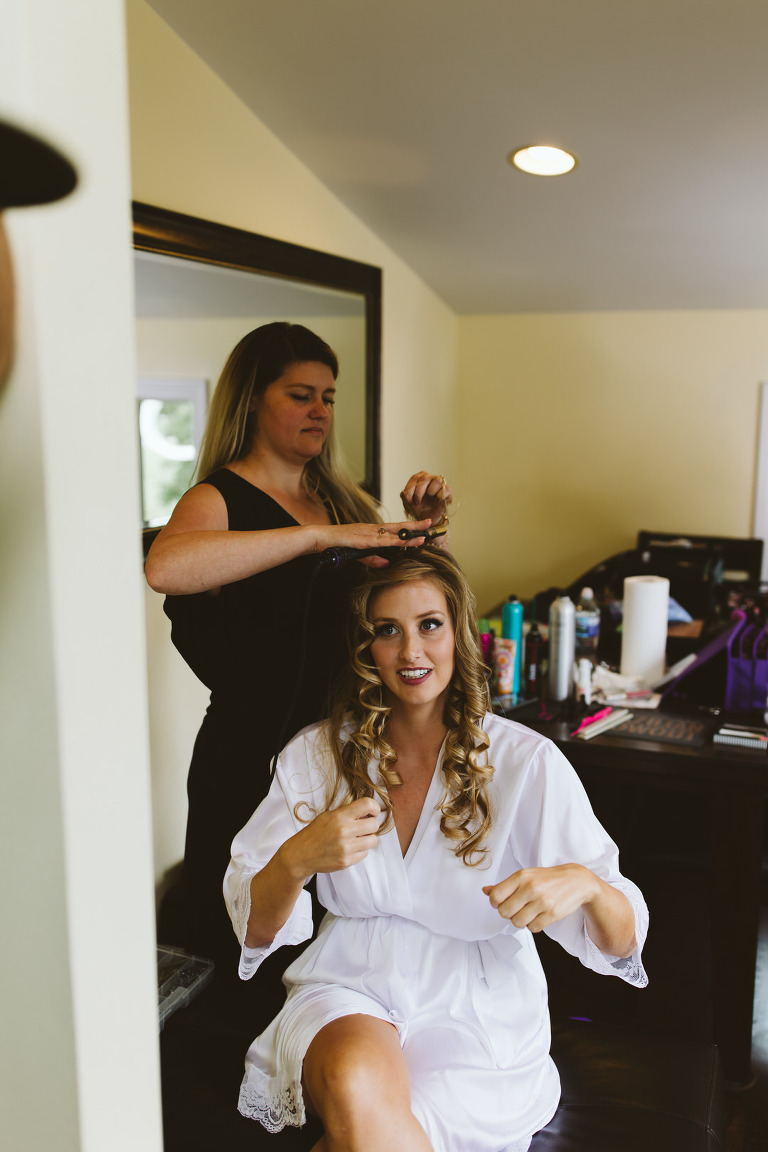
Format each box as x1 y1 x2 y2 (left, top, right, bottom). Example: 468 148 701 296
133 202 382 548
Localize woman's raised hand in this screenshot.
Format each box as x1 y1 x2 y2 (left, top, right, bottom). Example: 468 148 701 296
400 471 453 526
280 797 382 881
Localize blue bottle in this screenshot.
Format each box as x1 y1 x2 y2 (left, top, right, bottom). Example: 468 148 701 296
502 595 524 699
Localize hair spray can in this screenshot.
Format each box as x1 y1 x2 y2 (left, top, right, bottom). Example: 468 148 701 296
524 619 543 699
501 595 524 698
548 595 575 701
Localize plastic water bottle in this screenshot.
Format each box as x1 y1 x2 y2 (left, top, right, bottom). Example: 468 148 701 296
575 587 600 660
549 595 575 701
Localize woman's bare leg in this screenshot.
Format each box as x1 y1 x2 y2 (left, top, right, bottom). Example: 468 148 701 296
303 1014 433 1152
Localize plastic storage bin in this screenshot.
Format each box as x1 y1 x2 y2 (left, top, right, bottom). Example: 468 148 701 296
157 944 215 1031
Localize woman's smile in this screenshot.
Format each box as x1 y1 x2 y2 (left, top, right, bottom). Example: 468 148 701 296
369 579 455 714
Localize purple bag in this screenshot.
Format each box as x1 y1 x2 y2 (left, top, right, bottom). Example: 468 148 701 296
751 625 768 711
724 616 755 712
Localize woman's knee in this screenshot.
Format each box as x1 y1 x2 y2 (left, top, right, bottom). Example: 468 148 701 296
303 1015 408 1124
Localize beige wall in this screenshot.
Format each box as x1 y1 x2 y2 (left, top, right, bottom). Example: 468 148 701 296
127 0 457 518
128 1 768 895
453 310 768 612
127 0 458 886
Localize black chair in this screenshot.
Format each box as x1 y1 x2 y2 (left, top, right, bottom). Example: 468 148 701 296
532 1017 724 1151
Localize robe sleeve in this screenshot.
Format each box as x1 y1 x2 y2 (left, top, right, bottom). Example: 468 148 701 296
223 748 316 981
509 737 648 988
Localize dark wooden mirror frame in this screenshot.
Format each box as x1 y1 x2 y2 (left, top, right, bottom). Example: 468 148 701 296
133 201 382 554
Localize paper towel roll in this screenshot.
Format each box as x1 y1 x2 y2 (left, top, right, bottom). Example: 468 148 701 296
620 575 669 685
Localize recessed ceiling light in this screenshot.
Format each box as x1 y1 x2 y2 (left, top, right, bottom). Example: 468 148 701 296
509 145 577 176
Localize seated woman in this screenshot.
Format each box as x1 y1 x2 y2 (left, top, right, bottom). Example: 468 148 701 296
224 550 648 1152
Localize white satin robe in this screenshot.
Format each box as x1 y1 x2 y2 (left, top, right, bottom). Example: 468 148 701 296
224 714 648 1152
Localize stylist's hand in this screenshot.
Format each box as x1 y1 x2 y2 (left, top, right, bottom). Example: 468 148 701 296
279 797 382 880
313 518 432 568
483 864 599 933
400 471 452 526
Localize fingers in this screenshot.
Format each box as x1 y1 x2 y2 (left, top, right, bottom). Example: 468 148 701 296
483 867 587 933
401 471 451 505
482 875 521 913
400 472 452 521
353 519 431 565
483 876 549 932
358 555 392 569
326 520 431 557
346 796 382 820
375 518 431 545
304 798 382 874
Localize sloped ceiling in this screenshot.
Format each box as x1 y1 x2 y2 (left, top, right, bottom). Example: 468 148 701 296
146 0 768 314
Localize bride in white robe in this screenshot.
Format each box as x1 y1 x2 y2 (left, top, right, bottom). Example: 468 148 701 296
224 551 648 1152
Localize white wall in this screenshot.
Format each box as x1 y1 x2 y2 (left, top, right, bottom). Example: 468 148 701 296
0 2 162 1149
127 0 458 886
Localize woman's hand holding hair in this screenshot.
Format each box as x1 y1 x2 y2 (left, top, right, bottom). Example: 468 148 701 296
401 471 452 523
401 471 452 550
483 864 636 958
280 797 381 881
245 798 380 948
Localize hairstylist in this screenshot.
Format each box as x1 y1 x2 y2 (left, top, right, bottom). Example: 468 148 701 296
145 321 452 976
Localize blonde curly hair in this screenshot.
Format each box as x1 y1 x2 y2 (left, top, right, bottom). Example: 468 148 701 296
322 550 494 866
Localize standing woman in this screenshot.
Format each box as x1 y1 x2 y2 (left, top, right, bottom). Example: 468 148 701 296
145 321 451 978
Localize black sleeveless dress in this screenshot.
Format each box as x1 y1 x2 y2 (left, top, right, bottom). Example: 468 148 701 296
163 469 358 991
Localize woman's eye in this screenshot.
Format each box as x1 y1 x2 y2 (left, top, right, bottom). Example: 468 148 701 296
323 397 336 407
374 623 397 637
421 618 442 632
290 393 311 402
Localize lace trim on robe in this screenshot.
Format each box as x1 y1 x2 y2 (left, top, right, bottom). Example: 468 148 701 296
582 880 649 988
229 865 313 981
238 1068 305 1132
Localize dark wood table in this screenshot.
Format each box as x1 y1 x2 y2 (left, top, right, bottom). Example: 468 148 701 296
510 706 768 1086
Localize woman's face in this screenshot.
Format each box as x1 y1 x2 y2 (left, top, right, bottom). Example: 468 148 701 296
368 579 456 718
251 360 336 463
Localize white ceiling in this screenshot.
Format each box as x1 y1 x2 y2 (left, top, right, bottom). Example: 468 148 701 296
147 0 768 314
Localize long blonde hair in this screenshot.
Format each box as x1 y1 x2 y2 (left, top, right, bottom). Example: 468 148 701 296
323 550 494 865
196 321 380 524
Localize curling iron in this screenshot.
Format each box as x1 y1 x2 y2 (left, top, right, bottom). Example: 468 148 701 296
316 521 449 570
